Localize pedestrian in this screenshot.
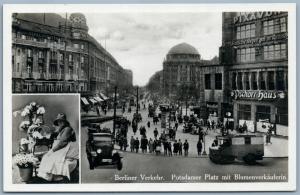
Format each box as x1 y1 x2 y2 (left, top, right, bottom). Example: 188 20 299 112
175 121 179 130
212 120 215 130
266 129 272 145
134 137 139 153
148 138 154 153
206 119 211 130
178 139 183 156
163 141 168 156
155 139 161 155
173 140 179 156
147 121 151 128
153 128 158 139
119 135 124 150
130 136 134 152
123 136 128 151
183 139 189 156
197 140 202 156
141 136 148 153
168 141 172 156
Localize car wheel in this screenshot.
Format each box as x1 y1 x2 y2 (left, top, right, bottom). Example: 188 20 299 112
117 161 123 170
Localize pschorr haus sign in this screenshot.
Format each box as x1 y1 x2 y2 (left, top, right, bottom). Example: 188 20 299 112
231 90 286 101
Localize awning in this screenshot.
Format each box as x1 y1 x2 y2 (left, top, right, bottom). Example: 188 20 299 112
81 97 89 105
94 96 103 102
99 93 109 100
89 98 97 104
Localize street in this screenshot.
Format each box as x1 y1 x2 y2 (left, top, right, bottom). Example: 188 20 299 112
81 106 288 183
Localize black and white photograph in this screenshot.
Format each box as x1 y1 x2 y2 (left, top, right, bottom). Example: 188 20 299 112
3 4 296 192
11 95 80 184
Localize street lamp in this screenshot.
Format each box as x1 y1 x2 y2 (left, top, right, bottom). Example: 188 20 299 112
113 86 117 138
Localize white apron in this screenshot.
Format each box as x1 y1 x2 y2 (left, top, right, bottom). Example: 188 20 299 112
37 140 78 181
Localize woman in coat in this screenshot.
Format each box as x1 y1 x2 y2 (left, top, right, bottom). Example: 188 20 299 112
38 113 78 182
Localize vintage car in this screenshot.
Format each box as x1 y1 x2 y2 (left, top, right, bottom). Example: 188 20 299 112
209 134 264 165
86 132 123 170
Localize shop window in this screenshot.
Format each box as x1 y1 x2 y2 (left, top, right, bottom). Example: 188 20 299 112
256 105 271 122
259 72 266 90
264 44 286 60
215 73 222 90
38 51 44 58
276 71 285 90
205 74 211 89
263 17 287 35
236 48 255 63
69 54 73 62
236 23 255 40
238 104 251 121
232 72 237 90
276 106 288 126
252 72 258 90
268 71 275 90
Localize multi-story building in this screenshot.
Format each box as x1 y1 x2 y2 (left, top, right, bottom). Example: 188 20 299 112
220 12 288 135
12 13 133 95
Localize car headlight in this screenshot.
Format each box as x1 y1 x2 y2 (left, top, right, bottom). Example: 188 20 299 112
97 149 102 153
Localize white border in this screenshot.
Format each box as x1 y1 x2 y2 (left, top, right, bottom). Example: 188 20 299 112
3 3 296 192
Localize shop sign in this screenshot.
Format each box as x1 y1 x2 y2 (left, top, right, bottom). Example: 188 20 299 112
225 32 287 47
231 90 286 101
233 12 282 24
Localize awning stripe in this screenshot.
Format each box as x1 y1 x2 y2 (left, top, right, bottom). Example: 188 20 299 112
94 96 103 102
89 98 97 104
81 97 89 105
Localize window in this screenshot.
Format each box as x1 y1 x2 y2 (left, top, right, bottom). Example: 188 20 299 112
27 49 32 57
38 51 43 58
237 72 243 90
69 54 73 62
74 43 79 49
259 72 266 90
268 71 275 90
81 44 85 49
276 71 285 90
276 106 288 126
244 72 250 90
205 74 211 89
264 44 286 60
232 72 237 90
252 72 258 90
237 48 255 63
238 104 251 121
236 23 255 40
263 17 287 35
17 49 21 56
256 106 271 122
215 73 222 90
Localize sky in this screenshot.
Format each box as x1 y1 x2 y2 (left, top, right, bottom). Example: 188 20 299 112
84 12 222 86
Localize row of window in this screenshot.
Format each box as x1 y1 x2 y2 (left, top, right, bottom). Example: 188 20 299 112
236 43 287 63
237 104 288 126
236 17 287 40
231 71 287 91
205 73 222 90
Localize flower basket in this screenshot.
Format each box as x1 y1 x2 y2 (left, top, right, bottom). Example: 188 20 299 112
18 164 33 182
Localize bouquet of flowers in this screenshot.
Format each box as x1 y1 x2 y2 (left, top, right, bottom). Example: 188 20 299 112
13 153 38 168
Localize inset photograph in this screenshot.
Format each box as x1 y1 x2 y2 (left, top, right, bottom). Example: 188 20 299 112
12 94 79 184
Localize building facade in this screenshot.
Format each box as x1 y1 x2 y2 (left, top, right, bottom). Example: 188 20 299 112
12 13 133 95
162 43 225 119
220 12 288 135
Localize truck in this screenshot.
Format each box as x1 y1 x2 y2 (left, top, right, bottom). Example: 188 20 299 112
209 134 264 165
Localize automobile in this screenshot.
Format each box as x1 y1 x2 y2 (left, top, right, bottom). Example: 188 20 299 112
209 134 264 165
86 132 123 170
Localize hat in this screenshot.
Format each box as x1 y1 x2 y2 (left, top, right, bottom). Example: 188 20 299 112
54 113 68 126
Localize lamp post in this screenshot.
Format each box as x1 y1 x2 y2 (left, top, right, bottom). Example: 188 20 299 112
202 131 207 156
136 86 139 114
113 86 117 138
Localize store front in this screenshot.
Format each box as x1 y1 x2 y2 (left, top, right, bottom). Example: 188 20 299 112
232 90 288 135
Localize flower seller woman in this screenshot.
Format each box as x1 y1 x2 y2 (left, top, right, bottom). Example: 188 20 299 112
38 113 78 182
